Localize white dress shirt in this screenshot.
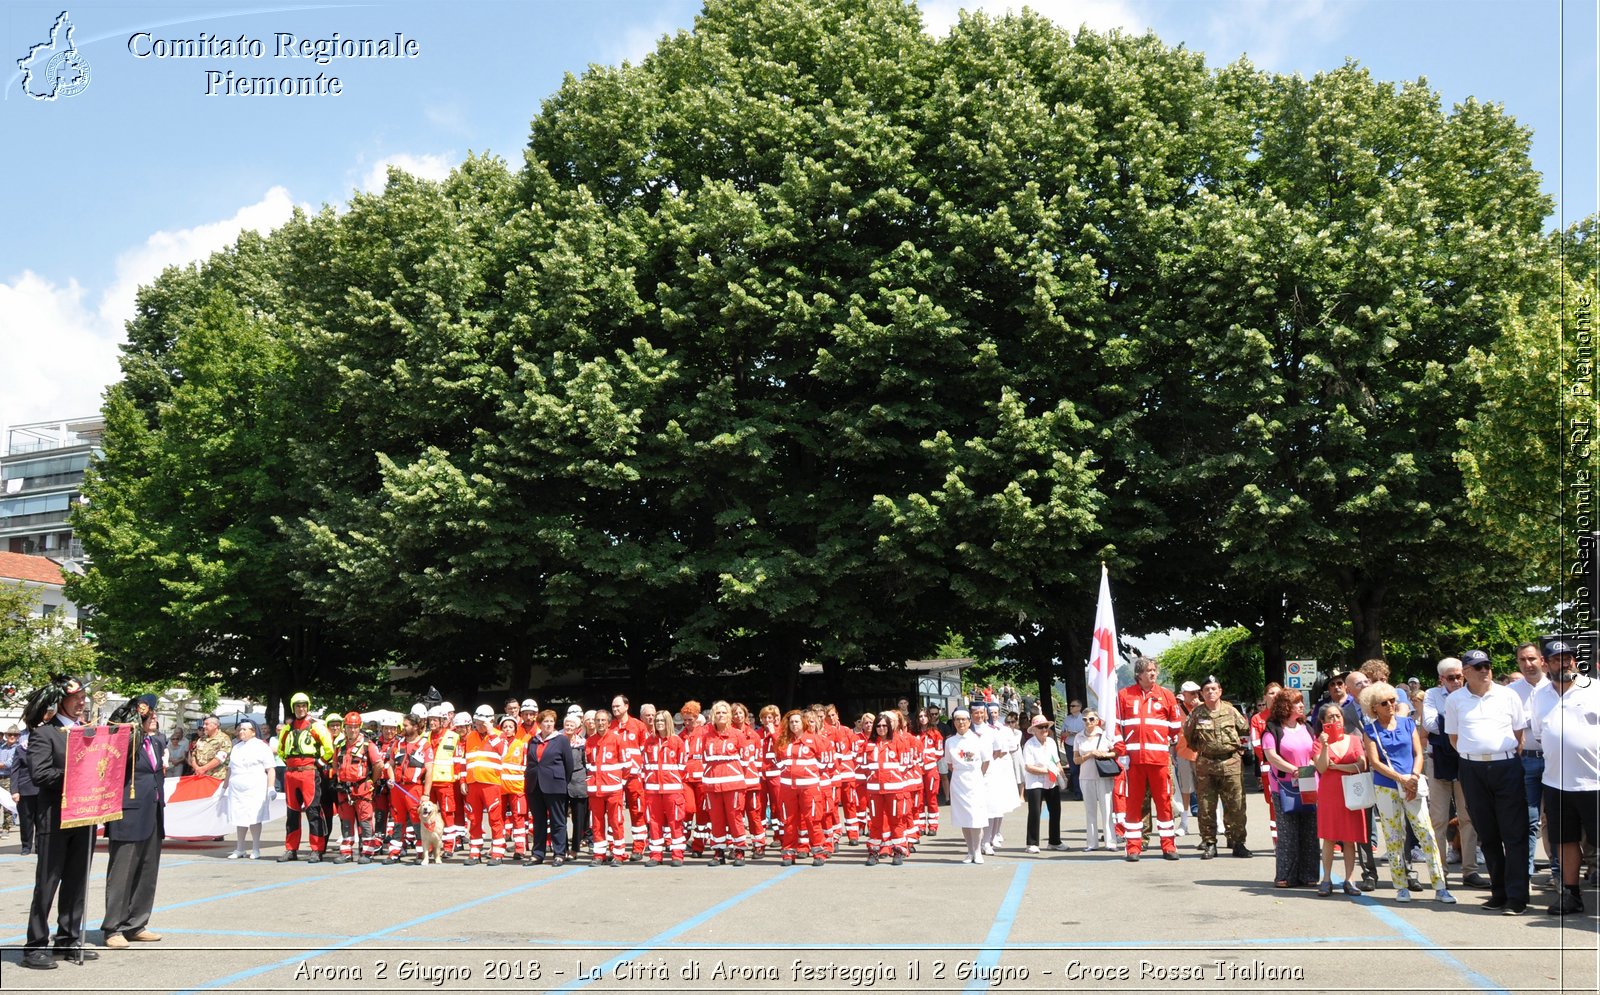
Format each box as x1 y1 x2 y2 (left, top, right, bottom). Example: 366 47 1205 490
1444 682 1528 756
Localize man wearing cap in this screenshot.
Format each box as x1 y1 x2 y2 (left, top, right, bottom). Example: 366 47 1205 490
1174 681 1202 833
460 706 507 865
1445 649 1532 914
275 694 335 863
1183 677 1252 859
1527 641 1598 914
332 713 385 864
1510 642 1552 881
1422 658 1484 885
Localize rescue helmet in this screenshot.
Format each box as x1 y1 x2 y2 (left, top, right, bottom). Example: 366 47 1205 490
426 705 445 720
499 716 516 731
520 698 538 713
409 703 427 719
473 704 494 721
380 715 399 728
325 711 343 727
290 692 311 708
452 712 470 727
343 711 362 727
439 701 454 715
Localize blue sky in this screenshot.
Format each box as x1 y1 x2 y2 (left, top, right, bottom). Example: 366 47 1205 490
1 0 1595 434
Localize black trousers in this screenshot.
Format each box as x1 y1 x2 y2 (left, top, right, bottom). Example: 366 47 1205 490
16 794 37 851
1024 785 1062 847
532 792 569 856
1459 757 1530 903
26 824 94 951
102 831 161 937
569 793 589 847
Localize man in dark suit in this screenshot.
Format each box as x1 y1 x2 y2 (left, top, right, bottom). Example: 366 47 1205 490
22 677 98 969
103 694 166 948
525 709 576 866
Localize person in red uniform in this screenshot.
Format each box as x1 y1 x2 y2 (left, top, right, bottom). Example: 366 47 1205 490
459 705 507 866
887 709 921 850
499 716 530 859
372 717 399 840
916 708 944 837
1116 657 1184 860
757 705 782 837
333 713 385 864
729 703 766 856
275 692 335 863
385 713 432 863
641 709 688 865
586 709 630 864
428 708 465 857
678 701 708 854
700 701 750 865
610 696 650 860
772 709 832 866
823 706 861 845
1248 683 1281 845
861 712 913 864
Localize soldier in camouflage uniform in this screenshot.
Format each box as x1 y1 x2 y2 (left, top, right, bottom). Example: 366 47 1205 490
1182 676 1253 859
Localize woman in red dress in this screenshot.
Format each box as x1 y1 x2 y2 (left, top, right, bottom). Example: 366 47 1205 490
1313 703 1369 897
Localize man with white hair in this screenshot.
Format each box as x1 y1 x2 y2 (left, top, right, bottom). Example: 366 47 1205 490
1423 657 1484 887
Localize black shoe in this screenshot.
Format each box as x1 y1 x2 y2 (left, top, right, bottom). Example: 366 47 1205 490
1548 892 1585 915
357 855 372 865
732 855 744 867
1484 897 1508 911
53 946 97 963
529 853 546 865
629 852 644 862
20 950 57 970
670 857 683 867
385 855 401 865
276 851 299 863
1462 872 1490 888
305 852 322 864
1125 851 1140 862
553 856 565 867
781 852 795 867
866 852 878 866
1200 843 1217 860
1162 849 1180 861
1232 843 1253 859
463 857 481 866
1503 902 1527 916
487 858 502 867
812 855 825 866
332 855 349 865
1358 872 1377 892
1407 875 1423 892
892 852 904 866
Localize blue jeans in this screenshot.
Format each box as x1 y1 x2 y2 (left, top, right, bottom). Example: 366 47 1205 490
1521 752 1549 875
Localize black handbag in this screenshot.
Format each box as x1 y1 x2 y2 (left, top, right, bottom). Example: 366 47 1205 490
1093 757 1121 778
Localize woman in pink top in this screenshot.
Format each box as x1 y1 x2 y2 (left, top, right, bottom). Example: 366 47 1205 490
1262 689 1319 888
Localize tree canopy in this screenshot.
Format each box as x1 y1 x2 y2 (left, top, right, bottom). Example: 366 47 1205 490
70 0 1576 708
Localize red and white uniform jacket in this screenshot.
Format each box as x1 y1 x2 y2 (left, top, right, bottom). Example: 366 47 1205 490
586 729 631 795
389 736 433 788
641 733 688 796
335 737 385 798
1116 684 1181 767
698 728 747 793
826 724 858 789
920 728 944 772
733 725 762 788
681 725 707 784
1248 709 1272 776
613 715 648 782
892 731 921 792
759 726 780 787
859 739 917 794
773 732 832 789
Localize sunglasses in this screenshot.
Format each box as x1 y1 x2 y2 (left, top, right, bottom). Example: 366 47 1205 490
1442 674 1464 681
1377 698 1397 706
1465 662 1492 671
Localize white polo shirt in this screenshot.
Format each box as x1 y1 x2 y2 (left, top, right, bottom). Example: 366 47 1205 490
1528 680 1600 791
1511 675 1548 708
1444 682 1528 756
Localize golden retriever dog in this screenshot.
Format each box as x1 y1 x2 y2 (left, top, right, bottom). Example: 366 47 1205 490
417 799 447 865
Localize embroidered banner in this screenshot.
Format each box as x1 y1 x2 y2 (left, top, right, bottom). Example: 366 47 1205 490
61 723 130 828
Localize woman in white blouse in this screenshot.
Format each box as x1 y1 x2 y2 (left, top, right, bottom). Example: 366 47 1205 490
943 711 992 864
223 720 276 859
1021 715 1065 852
1072 710 1119 851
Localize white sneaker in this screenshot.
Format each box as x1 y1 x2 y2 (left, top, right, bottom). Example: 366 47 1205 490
1085 844 1098 852
961 855 974 864
1050 843 1068 851
983 844 996 855
1395 888 1412 903
249 852 261 860
1409 846 1424 863
226 851 243 860
1027 845 1040 853
974 852 984 864
993 834 1004 845
1446 847 1461 865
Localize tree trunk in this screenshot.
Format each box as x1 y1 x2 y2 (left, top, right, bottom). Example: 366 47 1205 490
1059 629 1088 710
1347 580 1387 665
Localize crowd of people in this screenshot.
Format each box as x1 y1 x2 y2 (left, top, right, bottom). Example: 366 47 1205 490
10 639 1595 965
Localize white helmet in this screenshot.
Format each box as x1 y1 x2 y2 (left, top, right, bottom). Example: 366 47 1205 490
520 698 538 713
451 712 470 727
473 704 494 721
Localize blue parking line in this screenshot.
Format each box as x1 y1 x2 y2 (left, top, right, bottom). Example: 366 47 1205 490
1355 898 1511 994
174 865 588 993
0 857 199 895
0 863 366 945
964 863 1030 994
549 865 805 993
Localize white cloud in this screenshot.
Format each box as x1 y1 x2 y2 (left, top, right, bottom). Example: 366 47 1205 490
1 187 300 432
0 272 122 431
605 18 684 67
359 152 455 194
1199 0 1350 72
922 0 1151 38
98 186 299 328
